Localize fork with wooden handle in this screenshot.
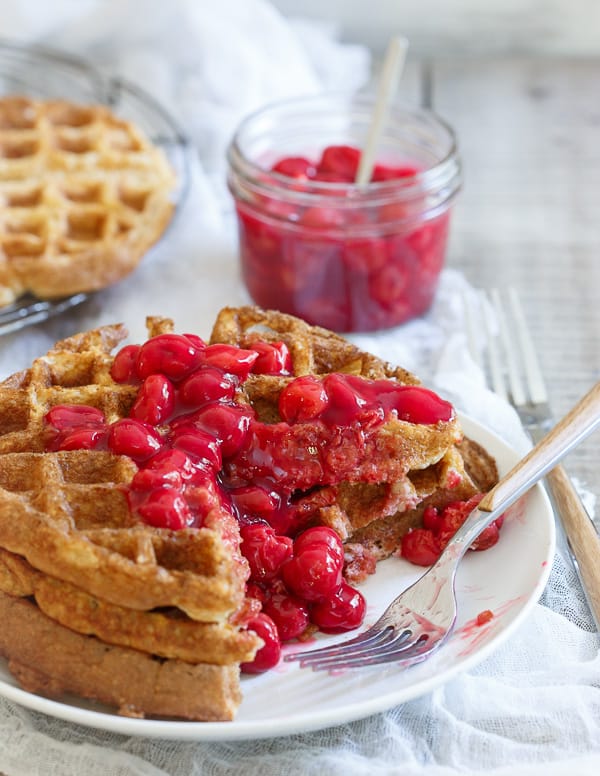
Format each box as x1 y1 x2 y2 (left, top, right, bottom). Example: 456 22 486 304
467 288 600 630
287 380 600 671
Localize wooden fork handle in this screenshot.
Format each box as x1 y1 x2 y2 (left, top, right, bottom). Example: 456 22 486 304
480 381 600 514
546 464 600 628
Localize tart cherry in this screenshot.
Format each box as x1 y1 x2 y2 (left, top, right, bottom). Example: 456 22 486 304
136 334 202 381
179 366 236 408
183 333 206 350
201 344 258 379
169 425 222 471
263 589 309 641
422 505 442 532
231 485 279 518
130 466 183 491
191 404 253 458
310 581 366 633
45 405 105 430
107 418 163 462
278 375 328 423
130 374 175 425
110 344 141 384
293 526 344 568
240 523 293 581
272 156 316 179
136 487 190 530
251 341 292 376
391 386 454 425
401 528 441 566
54 427 105 451
241 613 282 674
145 448 197 482
316 144 360 180
282 545 343 601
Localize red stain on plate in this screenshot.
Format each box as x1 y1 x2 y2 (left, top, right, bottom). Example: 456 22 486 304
456 596 525 657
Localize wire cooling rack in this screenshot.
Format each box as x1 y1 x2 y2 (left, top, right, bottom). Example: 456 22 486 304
0 39 192 336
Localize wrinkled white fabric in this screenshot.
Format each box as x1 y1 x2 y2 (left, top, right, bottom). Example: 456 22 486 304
0 2 598 775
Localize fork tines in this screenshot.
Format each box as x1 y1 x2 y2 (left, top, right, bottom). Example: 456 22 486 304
285 620 432 671
0 293 88 337
465 287 549 410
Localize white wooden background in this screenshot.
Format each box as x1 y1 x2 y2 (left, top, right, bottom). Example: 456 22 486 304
272 0 600 57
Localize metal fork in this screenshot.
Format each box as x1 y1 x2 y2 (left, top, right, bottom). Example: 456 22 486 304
0 293 89 337
286 378 600 671
466 288 600 629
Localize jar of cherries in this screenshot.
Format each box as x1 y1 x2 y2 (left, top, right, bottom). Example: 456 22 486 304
227 94 462 333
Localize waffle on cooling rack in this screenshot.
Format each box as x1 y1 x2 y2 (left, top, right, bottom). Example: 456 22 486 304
0 96 176 306
0 306 497 721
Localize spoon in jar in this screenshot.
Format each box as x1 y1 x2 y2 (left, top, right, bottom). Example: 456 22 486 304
355 34 409 186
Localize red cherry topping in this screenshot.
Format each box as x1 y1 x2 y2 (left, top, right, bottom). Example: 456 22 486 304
278 375 328 423
293 526 344 568
282 545 343 601
145 448 197 481
107 418 163 462
169 425 222 471
251 341 292 376
190 403 253 458
54 427 105 451
240 523 293 581
316 144 361 180
400 528 441 567
183 333 206 350
263 589 309 641
45 405 105 430
230 485 279 517
137 488 190 530
272 156 316 179
310 581 366 633
130 466 183 491
110 344 141 384
136 334 202 381
179 366 236 408
201 344 258 379
241 613 282 674
130 374 175 425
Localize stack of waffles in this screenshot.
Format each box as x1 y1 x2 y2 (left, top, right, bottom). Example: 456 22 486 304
0 306 497 720
0 320 259 721
0 96 176 307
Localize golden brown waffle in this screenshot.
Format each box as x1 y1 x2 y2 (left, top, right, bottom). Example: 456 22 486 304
211 305 463 489
0 547 258 665
211 304 420 383
0 321 248 619
0 96 176 306
0 591 242 721
0 307 497 720
0 318 261 719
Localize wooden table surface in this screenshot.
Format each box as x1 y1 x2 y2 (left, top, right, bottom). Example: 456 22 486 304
414 56 600 524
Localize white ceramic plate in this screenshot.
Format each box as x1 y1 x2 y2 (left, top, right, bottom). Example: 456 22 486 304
0 415 555 741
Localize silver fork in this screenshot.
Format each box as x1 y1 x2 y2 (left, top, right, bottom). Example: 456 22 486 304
0 293 89 337
286 375 600 672
466 288 600 629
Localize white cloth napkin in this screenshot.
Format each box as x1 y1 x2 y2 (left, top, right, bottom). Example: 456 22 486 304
0 2 599 775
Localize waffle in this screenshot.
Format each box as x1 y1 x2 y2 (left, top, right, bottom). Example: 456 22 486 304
0 319 261 720
211 306 463 491
0 306 496 720
0 96 176 306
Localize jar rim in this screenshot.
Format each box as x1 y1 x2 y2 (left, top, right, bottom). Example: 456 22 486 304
227 91 460 200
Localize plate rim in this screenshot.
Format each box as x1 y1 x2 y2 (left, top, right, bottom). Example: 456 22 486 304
0 413 555 741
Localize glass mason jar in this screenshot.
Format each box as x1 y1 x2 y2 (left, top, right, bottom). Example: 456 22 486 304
227 94 462 333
